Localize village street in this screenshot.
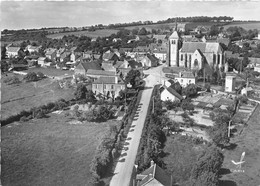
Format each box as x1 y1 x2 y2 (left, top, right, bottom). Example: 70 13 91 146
109 72 157 186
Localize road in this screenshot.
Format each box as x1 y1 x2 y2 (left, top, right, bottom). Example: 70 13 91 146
109 74 156 186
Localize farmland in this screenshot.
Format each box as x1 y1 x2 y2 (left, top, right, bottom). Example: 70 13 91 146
46 29 119 39
1 113 119 186
219 104 260 186
1 73 75 120
223 21 260 30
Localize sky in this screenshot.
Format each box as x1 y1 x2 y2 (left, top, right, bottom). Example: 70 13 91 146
1 1 260 30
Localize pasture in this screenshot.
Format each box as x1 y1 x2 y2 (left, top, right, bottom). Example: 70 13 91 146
1 113 119 186
219 104 260 186
1 73 75 120
46 29 119 39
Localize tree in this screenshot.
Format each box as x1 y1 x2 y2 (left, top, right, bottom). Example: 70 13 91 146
86 90 96 102
74 83 87 100
3 76 21 85
1 46 7 60
190 145 224 186
181 99 195 114
171 82 182 95
138 27 148 35
1 60 9 72
125 69 141 88
37 71 45 79
182 84 198 98
24 72 38 82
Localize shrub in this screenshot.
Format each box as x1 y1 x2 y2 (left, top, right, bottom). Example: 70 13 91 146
24 72 38 82
37 71 45 79
20 116 29 122
3 76 20 85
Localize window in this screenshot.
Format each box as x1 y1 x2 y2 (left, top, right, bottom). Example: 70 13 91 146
194 59 198 66
111 85 114 89
189 80 191 83
104 85 106 89
172 40 176 44
181 54 183 61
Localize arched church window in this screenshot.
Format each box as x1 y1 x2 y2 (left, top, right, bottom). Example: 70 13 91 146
172 40 176 44
194 59 198 66
181 54 183 61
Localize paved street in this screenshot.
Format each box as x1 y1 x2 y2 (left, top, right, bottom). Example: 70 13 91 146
109 75 154 186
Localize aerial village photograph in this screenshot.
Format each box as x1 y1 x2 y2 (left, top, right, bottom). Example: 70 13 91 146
1 1 260 186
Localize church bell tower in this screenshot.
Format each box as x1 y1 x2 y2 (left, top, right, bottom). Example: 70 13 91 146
168 19 179 67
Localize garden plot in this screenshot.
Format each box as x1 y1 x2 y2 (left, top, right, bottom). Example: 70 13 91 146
189 108 214 127
167 110 184 123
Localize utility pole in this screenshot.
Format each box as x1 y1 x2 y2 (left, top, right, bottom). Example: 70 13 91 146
228 120 232 138
152 96 155 114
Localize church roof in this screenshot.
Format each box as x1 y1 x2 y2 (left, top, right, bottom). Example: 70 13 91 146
169 31 179 39
180 42 222 53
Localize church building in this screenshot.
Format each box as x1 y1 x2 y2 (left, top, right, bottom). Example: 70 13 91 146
167 25 225 73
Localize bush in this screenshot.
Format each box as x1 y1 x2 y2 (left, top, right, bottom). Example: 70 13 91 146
24 72 38 82
3 76 20 85
37 71 45 79
20 116 29 122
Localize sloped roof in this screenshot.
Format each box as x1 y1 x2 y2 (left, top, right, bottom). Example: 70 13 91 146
169 31 179 39
161 85 183 100
93 76 124 84
138 164 172 186
79 61 102 71
45 48 56 55
86 69 116 76
146 54 159 66
102 62 116 71
128 60 142 68
114 61 125 68
7 47 21 53
180 42 222 53
103 52 118 60
178 71 195 78
153 34 167 41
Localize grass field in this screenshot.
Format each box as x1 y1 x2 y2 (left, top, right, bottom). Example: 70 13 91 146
46 29 119 39
24 67 74 77
1 113 119 186
223 21 260 30
219 104 260 186
1 74 75 120
122 22 186 31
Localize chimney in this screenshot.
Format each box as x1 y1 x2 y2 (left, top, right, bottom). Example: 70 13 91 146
150 160 154 167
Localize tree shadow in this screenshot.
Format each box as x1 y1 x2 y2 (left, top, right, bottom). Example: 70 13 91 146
118 158 125 162
126 137 132 140
131 125 136 128
219 168 231 176
129 129 135 132
120 152 127 157
219 180 237 186
124 142 130 146
225 143 237 150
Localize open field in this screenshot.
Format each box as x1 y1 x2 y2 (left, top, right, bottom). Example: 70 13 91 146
46 29 119 39
24 67 74 77
1 74 75 120
122 22 186 31
1 113 118 186
223 21 260 30
219 104 260 186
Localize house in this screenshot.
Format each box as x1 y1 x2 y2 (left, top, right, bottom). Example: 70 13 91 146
86 69 117 79
136 160 172 186
175 71 196 87
112 38 122 42
92 76 125 98
102 61 117 72
70 52 81 62
59 51 71 62
119 48 133 55
26 45 41 54
74 61 102 75
91 38 97 42
9 64 28 71
127 59 143 69
139 54 159 67
160 85 183 102
37 57 47 66
6 47 21 58
83 50 93 59
254 64 260 72
102 50 120 62
45 48 57 61
56 48 66 58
